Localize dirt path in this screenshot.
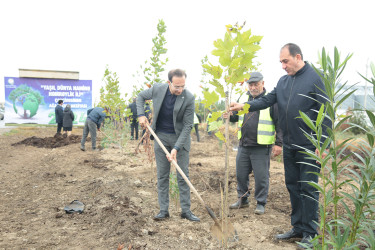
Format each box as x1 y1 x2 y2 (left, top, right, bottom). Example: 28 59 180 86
0 127 297 249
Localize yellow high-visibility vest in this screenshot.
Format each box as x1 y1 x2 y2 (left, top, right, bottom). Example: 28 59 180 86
237 93 276 145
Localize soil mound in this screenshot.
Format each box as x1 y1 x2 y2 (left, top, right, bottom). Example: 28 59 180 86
12 133 85 148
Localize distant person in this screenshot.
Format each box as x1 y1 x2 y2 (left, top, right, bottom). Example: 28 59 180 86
230 43 331 248
128 98 139 140
193 112 201 142
136 69 200 222
141 100 152 142
55 100 64 134
206 112 212 136
80 107 106 151
224 72 282 215
62 104 75 136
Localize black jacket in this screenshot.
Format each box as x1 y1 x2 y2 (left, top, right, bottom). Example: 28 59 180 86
55 105 63 123
128 102 138 123
63 106 75 127
231 89 282 147
246 63 331 149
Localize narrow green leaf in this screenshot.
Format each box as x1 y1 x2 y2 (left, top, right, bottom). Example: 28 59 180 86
316 103 325 126
321 47 327 71
299 111 317 131
334 47 340 71
365 110 375 127
367 133 374 147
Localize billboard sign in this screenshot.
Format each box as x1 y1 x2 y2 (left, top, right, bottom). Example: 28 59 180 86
4 77 92 125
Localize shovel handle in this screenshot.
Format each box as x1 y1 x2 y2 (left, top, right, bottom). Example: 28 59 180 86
146 125 223 229
146 125 207 208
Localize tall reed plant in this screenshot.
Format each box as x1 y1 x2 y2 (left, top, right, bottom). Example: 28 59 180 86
298 47 375 249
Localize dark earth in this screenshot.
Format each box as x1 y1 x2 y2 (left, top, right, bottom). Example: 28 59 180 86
1 125 354 249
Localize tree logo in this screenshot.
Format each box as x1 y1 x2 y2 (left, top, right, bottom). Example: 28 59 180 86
8 84 45 119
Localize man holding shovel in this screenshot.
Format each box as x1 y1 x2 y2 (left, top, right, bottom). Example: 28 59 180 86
80 106 106 151
136 69 200 222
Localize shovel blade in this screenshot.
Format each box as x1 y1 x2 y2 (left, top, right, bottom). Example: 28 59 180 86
210 219 238 243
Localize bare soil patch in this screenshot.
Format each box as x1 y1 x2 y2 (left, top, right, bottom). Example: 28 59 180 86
1 126 300 249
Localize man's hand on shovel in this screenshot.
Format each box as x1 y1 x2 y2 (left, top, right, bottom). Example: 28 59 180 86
145 124 237 242
167 148 177 163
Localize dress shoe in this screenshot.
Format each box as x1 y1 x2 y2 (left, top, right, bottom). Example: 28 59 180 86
297 235 313 249
254 204 265 215
153 211 170 221
229 199 249 209
275 228 303 240
181 211 200 222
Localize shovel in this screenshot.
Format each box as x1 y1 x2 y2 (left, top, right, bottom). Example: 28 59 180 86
146 124 236 242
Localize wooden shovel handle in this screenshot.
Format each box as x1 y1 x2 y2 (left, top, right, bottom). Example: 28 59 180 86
146 125 223 229
146 125 205 204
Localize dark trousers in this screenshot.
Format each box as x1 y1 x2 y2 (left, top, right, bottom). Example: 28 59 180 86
194 124 200 142
131 122 139 140
81 119 98 149
154 132 191 213
235 146 271 205
283 146 320 237
57 122 63 133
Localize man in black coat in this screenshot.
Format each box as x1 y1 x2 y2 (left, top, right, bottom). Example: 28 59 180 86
230 43 331 248
128 98 139 140
55 100 64 134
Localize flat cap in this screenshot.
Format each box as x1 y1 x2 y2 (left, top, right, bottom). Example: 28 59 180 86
247 72 263 83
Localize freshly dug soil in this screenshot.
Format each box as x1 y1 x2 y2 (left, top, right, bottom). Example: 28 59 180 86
0 126 302 249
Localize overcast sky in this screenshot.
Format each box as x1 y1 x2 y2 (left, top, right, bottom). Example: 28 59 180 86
1 0 374 104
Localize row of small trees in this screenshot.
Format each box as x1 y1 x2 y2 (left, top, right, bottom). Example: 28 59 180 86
203 24 375 248
97 18 374 248
96 19 168 149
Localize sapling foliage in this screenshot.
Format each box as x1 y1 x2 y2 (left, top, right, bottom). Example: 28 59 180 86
99 65 129 150
202 22 262 246
132 19 168 97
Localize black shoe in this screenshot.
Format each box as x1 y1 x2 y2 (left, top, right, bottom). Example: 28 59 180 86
181 211 200 222
229 199 249 209
275 229 303 240
297 235 313 249
153 211 169 221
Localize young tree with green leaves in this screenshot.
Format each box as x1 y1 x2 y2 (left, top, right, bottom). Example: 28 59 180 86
98 65 129 149
202 22 262 245
132 19 168 98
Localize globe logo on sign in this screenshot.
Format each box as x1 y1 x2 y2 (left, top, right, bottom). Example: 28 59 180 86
9 84 44 119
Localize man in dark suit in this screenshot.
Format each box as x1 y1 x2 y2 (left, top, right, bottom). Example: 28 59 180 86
136 69 199 222
55 99 64 134
128 98 139 140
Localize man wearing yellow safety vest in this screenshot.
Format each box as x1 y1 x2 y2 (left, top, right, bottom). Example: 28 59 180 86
225 72 283 215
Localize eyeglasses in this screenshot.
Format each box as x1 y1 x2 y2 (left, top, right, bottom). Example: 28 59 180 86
171 82 185 90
